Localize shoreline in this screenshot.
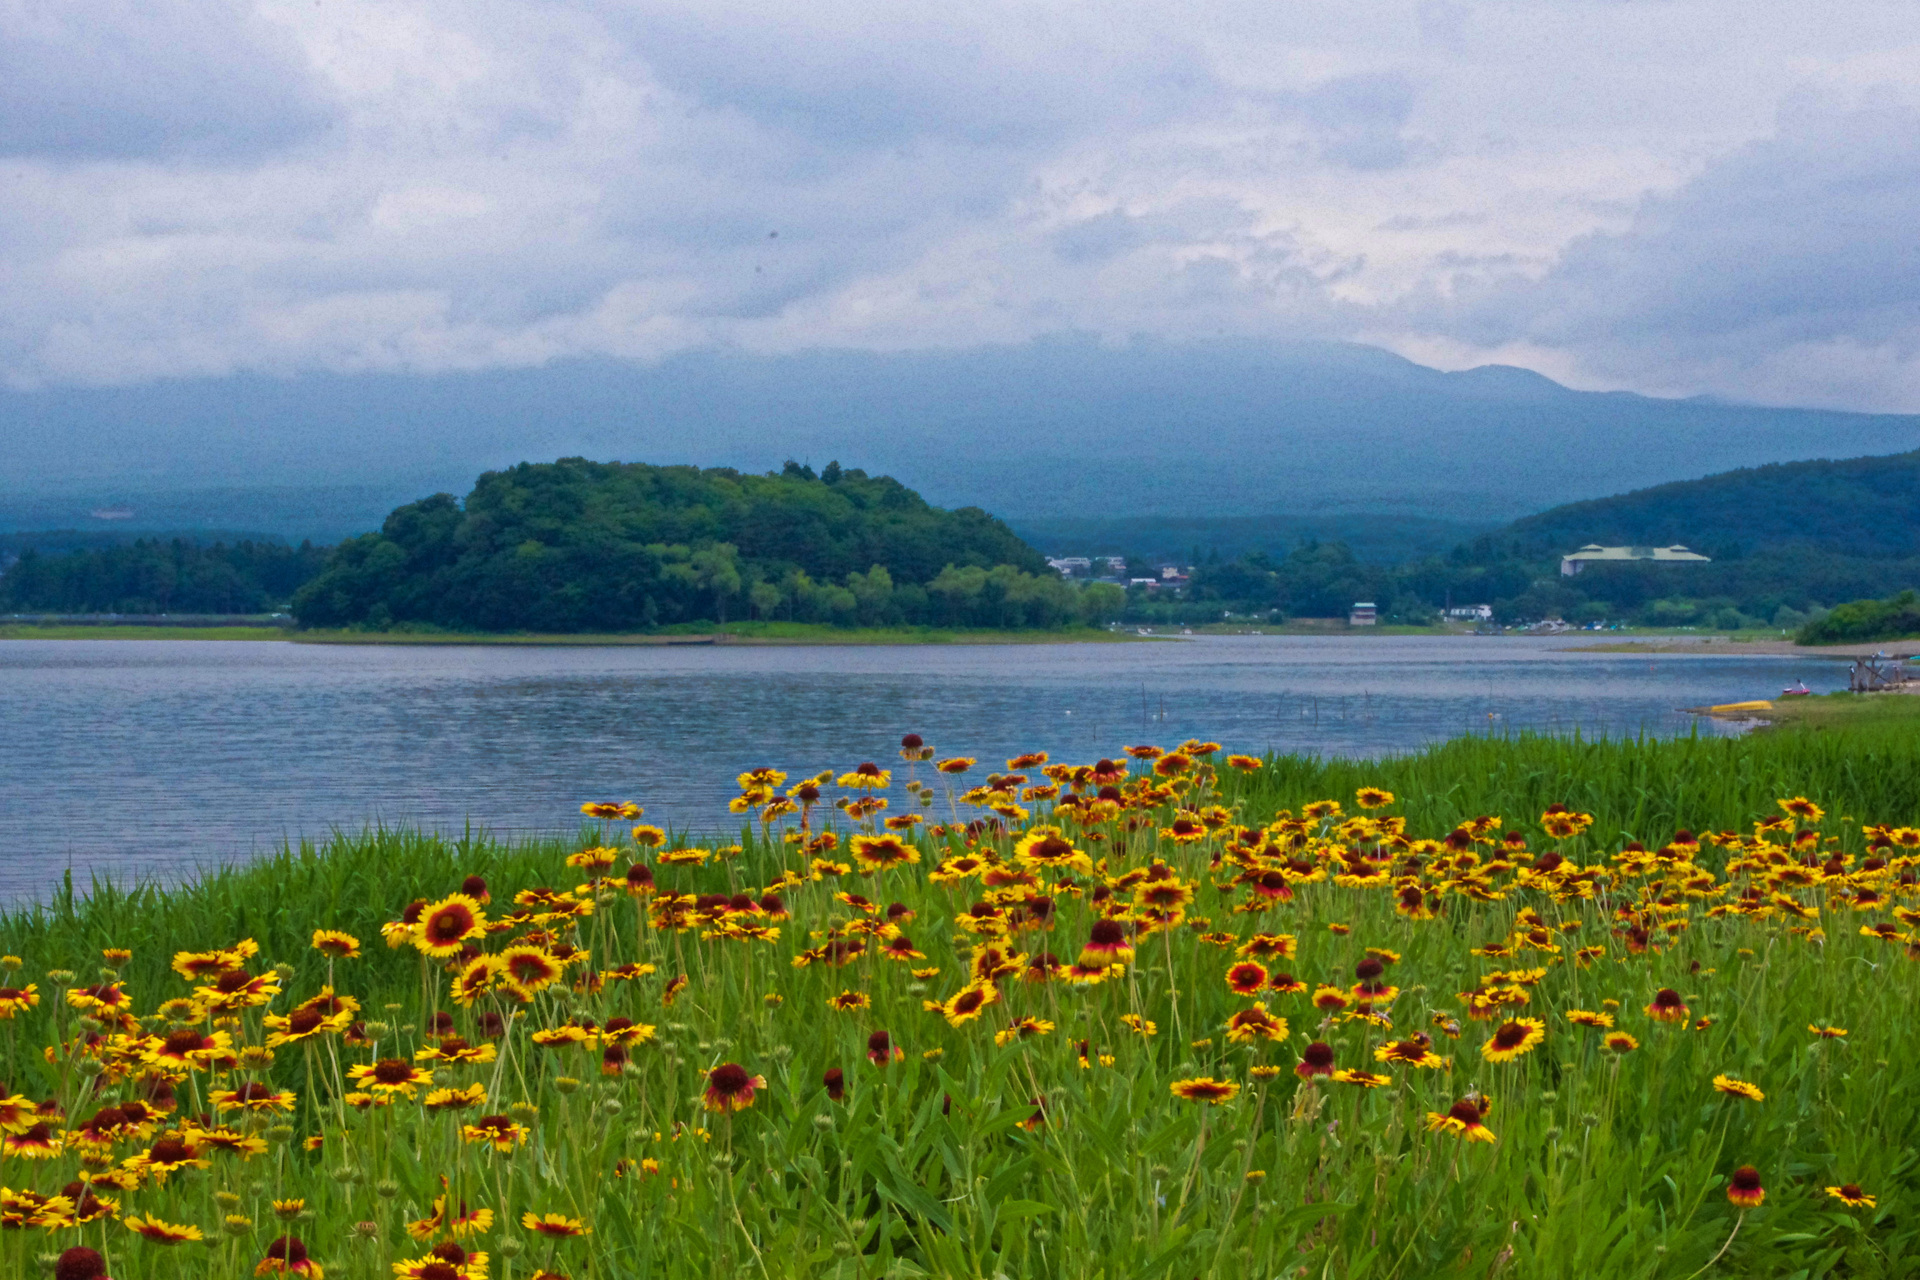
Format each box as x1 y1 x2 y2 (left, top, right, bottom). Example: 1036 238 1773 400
0 622 1153 647
1688 688 1920 731
7 620 1913 654
1567 636 1920 660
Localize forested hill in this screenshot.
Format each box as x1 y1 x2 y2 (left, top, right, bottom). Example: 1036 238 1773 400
1495 449 1920 558
292 459 1115 632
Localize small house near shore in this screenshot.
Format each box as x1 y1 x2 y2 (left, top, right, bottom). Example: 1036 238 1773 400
1560 544 1711 576
1350 602 1377 626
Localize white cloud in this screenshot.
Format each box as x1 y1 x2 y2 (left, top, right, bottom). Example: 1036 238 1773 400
2 0 1919 410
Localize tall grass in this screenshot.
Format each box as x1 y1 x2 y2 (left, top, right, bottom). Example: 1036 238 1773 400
0 727 1916 1279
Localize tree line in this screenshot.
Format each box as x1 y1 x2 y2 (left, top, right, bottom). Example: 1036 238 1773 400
0 539 327 614
1108 539 1920 631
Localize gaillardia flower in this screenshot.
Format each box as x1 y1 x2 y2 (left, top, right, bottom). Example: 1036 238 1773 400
703 1063 767 1113
1481 1018 1546 1063
1712 1074 1765 1102
1426 1098 1496 1143
1646 988 1690 1023
1169 1077 1240 1105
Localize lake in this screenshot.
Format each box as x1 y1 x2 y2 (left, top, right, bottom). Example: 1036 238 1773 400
0 635 1841 899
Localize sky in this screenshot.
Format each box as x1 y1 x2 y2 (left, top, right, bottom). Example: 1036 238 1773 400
4 1 1920 412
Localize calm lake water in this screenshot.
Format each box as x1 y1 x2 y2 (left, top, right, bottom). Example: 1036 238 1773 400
0 635 1842 898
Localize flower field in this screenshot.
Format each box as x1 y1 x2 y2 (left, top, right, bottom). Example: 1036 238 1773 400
3 727 1919 1280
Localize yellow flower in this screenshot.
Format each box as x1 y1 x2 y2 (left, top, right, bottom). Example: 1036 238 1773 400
310 929 361 959
1480 1018 1545 1063
1169 1077 1240 1105
521 1211 591 1238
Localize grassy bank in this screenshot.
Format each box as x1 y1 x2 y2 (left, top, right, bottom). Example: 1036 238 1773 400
0 624 290 641
1697 691 1920 733
4 724 1919 1277
292 622 1142 646
0 622 1141 645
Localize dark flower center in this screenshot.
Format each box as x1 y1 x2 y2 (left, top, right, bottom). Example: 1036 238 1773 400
54 1247 107 1280
709 1064 750 1094
149 1137 189 1164
267 1236 309 1262
163 1030 205 1055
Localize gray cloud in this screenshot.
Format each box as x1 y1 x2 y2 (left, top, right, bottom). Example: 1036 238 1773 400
1442 97 1920 408
0 0 334 160
594 3 1229 150
1295 73 1422 170
0 0 1917 415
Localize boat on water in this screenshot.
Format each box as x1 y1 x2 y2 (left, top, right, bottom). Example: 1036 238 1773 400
1780 681 1812 698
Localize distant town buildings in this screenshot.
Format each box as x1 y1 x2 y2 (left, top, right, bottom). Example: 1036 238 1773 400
1047 556 1212 591
1445 604 1493 621
1349 601 1377 626
1560 544 1710 576
1046 556 1131 578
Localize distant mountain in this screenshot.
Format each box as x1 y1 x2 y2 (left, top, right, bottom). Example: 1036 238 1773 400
1496 450 1920 557
6 337 1919 537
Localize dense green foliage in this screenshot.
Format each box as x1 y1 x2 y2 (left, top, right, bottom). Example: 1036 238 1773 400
0 538 326 614
1136 541 1920 630
1505 449 1920 557
1796 589 1920 644
293 459 1121 632
1011 512 1495 566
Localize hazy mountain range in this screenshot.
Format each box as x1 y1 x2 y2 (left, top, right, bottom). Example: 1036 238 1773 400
7 337 1919 542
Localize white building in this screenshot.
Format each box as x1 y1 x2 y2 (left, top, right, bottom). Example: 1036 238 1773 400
1560 544 1710 576
1046 557 1092 576
1445 604 1493 620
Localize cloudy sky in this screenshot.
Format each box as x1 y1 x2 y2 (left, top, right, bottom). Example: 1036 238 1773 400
4 0 1919 411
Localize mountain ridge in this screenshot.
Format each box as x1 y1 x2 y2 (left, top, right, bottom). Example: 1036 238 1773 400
5 337 1918 536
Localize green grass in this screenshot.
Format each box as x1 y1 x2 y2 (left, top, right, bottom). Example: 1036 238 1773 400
0 625 290 641
4 725 1920 1277
1727 693 1920 733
